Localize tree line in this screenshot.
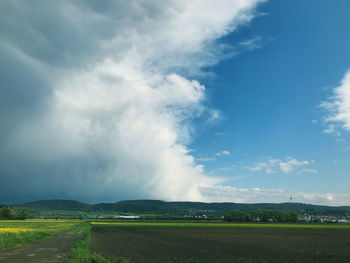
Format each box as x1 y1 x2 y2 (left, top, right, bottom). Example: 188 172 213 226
224 210 298 222
0 207 29 220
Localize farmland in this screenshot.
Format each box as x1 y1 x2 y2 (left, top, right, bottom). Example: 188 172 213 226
91 224 350 263
1 220 350 262
0 220 87 252
0 220 92 263
91 221 350 230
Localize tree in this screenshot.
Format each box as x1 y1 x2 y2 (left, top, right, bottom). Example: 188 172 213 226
224 212 233 222
289 212 298 222
0 207 16 220
231 210 249 222
224 209 299 223
249 210 261 222
15 208 29 220
261 210 275 222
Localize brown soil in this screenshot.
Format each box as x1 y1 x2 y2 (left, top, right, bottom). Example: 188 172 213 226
0 233 81 263
90 227 350 263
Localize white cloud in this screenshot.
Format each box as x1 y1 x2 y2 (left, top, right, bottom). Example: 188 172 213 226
279 158 309 173
216 150 231 156
297 168 318 175
207 109 222 123
0 0 264 203
201 185 350 206
322 70 350 134
215 132 227 136
196 150 230 162
196 157 216 162
323 124 341 136
248 157 313 174
238 36 263 51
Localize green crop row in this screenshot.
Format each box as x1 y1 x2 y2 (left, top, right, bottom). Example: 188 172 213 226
1 220 350 262
91 221 350 229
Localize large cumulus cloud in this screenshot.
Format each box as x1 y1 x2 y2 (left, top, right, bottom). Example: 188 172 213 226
322 70 350 134
0 0 263 203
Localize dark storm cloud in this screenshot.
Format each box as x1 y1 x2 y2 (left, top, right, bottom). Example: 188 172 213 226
0 0 262 204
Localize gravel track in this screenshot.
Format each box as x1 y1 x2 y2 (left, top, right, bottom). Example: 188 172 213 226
0 233 81 263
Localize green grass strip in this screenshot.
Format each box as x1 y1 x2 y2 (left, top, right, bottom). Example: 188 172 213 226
0 231 51 252
70 222 130 263
91 221 350 230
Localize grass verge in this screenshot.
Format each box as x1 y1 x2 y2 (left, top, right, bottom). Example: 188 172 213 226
90 221 350 230
0 220 82 252
0 231 51 252
70 222 130 263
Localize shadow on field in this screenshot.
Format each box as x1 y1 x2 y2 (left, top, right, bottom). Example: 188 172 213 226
90 227 350 263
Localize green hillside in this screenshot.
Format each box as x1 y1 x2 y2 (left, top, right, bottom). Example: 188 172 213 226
14 199 92 212
12 199 350 216
93 200 177 213
171 202 350 216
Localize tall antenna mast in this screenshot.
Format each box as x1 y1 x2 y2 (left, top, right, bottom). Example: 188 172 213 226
290 194 293 204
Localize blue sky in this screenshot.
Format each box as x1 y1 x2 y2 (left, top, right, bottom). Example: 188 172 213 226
0 0 349 205
192 0 350 199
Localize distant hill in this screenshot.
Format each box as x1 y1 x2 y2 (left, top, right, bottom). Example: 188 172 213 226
13 199 350 216
14 199 92 212
170 202 350 216
93 200 177 213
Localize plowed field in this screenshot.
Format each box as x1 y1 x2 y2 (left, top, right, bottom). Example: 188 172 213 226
91 226 350 263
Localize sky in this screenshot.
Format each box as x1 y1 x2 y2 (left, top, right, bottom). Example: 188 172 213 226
0 0 349 205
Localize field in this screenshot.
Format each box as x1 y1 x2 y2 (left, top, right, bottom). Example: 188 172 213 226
90 222 350 263
0 220 95 263
91 221 350 229
0 220 87 251
1 221 350 263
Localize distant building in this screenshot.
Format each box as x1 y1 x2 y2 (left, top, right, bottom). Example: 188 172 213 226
116 215 140 219
298 215 310 222
298 215 349 223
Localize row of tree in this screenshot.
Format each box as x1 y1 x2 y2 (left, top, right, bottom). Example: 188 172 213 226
0 207 29 220
224 210 298 222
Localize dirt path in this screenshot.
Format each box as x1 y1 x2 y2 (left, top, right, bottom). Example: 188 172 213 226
0 233 81 263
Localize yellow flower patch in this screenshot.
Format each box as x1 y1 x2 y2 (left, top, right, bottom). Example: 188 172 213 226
0 227 33 234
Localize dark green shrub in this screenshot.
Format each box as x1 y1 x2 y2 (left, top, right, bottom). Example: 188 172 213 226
0 207 16 219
